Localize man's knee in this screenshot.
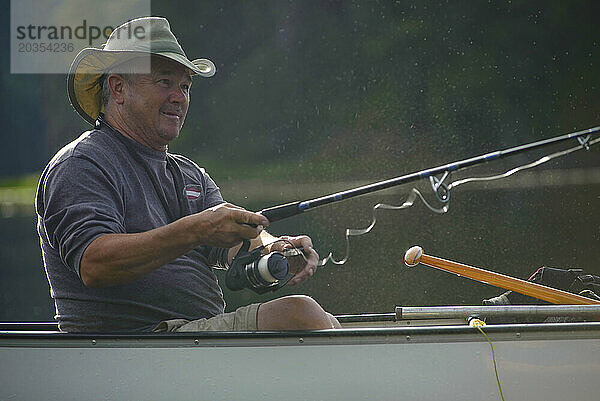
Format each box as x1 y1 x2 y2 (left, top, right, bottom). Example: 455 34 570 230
277 295 321 314
257 295 339 330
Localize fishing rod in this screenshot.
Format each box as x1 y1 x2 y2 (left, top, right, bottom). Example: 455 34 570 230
258 125 600 223
227 125 600 293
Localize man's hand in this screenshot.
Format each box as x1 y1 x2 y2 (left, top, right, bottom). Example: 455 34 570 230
270 235 319 286
81 202 269 287
189 203 270 248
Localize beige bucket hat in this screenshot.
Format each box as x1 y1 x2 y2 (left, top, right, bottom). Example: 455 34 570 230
67 16 216 125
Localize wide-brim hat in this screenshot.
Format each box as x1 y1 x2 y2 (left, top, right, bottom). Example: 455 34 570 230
67 16 216 125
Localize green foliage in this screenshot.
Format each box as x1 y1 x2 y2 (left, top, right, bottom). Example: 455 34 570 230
2 1 600 319
4 1 599 181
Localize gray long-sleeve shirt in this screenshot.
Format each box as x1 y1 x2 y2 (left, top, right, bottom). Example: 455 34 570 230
36 124 228 332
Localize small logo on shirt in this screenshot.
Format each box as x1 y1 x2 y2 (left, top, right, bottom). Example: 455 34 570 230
185 184 203 200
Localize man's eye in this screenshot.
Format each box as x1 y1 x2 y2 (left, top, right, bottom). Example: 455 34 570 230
158 79 170 85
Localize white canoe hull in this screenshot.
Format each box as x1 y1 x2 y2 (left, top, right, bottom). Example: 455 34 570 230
2 319 600 400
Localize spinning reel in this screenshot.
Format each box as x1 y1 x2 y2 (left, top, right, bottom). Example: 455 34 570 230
225 240 295 294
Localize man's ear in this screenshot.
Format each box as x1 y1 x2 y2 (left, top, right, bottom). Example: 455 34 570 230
107 74 126 105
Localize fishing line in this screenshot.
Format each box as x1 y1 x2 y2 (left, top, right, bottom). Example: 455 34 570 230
448 136 600 190
317 189 448 266
470 318 506 401
316 136 599 267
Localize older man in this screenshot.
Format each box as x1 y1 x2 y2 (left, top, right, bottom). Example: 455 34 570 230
36 17 340 332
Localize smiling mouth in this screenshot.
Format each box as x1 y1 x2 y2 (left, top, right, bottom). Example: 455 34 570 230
161 111 182 119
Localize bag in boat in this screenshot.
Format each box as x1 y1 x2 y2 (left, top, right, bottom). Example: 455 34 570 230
483 266 600 306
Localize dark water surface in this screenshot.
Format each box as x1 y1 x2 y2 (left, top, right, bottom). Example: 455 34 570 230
2 1 600 323
2 175 598 322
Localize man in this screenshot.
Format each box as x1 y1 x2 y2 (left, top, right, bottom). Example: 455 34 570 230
36 17 340 332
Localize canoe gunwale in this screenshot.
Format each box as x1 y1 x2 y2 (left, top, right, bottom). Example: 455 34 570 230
1 321 599 348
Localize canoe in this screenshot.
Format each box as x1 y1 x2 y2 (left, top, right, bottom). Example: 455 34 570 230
1 305 599 401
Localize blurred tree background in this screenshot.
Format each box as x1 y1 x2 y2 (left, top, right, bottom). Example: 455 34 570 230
1 1 599 321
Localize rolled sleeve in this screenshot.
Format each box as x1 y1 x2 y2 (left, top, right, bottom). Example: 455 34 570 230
39 156 126 277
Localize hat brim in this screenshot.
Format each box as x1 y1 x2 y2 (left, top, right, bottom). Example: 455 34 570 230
67 48 216 125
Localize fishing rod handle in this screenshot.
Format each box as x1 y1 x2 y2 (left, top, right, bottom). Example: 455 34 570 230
259 201 302 223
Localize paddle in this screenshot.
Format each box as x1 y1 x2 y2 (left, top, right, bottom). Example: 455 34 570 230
404 246 600 305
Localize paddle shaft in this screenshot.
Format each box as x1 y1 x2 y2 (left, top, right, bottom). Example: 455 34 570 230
420 254 600 305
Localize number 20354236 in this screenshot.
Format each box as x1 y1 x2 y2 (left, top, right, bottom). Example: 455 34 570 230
18 42 74 52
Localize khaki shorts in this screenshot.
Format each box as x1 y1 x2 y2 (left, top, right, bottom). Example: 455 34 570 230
153 303 261 332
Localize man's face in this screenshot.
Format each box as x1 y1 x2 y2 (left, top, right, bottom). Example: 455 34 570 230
121 57 192 148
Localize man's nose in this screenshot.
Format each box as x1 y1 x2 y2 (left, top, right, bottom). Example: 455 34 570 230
169 86 187 103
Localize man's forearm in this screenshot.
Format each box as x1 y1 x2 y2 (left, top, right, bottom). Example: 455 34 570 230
80 215 204 287
80 203 269 287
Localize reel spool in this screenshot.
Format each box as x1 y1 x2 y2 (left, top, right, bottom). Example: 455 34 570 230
225 240 293 294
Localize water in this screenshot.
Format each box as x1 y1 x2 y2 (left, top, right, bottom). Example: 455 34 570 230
4 176 597 322
3 0 600 322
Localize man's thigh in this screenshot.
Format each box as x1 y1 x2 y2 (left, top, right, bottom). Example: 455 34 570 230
154 303 261 332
